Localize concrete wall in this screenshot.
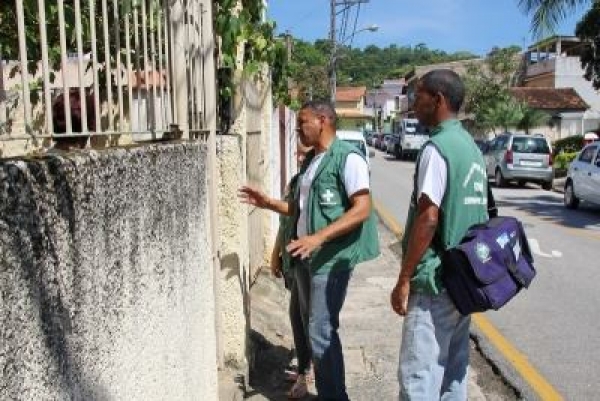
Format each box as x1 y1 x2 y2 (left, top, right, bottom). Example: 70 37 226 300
216 135 250 374
1 143 218 400
555 57 600 111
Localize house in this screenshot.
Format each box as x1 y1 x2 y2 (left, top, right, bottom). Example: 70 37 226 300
364 79 405 132
522 35 600 136
509 87 588 139
335 86 372 130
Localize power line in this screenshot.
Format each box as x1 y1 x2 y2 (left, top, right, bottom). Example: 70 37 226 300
329 0 371 101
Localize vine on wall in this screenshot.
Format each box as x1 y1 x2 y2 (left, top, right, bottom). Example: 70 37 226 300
213 0 291 105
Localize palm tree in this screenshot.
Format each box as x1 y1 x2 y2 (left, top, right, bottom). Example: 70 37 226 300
518 0 594 37
482 100 524 133
518 106 551 133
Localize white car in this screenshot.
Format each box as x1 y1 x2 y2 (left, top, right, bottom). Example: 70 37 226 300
336 130 374 168
564 142 600 208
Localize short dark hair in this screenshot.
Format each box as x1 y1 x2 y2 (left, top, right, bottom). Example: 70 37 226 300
420 69 465 113
300 99 337 122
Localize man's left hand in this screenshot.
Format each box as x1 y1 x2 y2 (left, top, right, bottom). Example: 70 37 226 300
391 277 411 316
286 235 324 260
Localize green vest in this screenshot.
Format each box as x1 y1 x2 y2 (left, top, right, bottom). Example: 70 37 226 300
402 119 489 294
294 138 380 274
280 174 300 274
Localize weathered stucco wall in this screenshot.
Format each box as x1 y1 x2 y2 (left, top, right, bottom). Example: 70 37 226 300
0 143 218 400
216 135 250 373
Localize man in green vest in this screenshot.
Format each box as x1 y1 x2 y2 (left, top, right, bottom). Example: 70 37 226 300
240 100 379 400
390 70 488 400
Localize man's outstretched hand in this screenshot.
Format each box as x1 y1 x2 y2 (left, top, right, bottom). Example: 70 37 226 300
238 186 270 209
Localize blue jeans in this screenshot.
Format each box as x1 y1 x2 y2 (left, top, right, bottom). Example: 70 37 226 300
398 290 471 401
290 263 312 375
295 260 352 401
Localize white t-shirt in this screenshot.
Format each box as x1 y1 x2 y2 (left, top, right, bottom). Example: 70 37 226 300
296 152 370 238
417 144 447 207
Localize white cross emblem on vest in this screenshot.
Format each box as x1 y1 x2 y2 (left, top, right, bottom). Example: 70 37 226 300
322 189 335 204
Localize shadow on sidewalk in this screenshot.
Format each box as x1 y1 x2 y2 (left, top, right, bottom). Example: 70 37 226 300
247 329 297 400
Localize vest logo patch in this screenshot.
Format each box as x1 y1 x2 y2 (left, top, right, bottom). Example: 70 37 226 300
475 242 491 263
320 189 337 205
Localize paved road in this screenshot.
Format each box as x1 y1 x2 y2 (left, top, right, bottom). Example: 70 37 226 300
369 148 600 400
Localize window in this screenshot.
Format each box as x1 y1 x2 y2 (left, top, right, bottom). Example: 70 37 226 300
579 146 597 164
511 137 550 154
342 139 366 157
497 136 509 150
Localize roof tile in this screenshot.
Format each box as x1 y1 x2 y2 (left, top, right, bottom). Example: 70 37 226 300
509 87 588 110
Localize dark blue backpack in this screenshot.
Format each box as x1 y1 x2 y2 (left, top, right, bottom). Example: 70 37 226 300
441 215 536 315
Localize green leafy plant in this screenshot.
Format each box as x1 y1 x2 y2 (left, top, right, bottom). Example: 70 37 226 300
553 135 584 155
463 46 522 130
554 151 578 176
517 106 550 133
576 2 600 90
481 98 524 133
214 0 291 105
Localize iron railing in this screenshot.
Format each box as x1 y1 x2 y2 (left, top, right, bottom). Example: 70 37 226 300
0 0 214 154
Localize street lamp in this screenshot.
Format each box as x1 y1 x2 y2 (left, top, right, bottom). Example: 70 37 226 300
329 24 379 102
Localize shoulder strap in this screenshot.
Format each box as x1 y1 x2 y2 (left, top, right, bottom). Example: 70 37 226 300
487 184 498 218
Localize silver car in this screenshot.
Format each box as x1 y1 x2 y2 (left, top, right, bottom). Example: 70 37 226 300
484 133 554 190
564 142 600 208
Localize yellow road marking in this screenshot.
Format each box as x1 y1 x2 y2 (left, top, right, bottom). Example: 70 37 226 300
373 199 404 239
472 314 563 400
373 200 564 401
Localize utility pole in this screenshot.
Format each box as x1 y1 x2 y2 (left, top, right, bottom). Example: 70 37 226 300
329 0 374 103
329 0 336 103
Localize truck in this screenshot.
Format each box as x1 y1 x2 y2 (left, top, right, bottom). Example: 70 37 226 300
396 118 429 160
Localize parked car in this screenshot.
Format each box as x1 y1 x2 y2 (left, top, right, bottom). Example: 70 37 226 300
474 139 488 153
484 133 554 190
372 132 384 149
381 134 393 151
386 134 402 157
336 130 374 169
365 132 374 146
398 120 429 159
564 142 600 208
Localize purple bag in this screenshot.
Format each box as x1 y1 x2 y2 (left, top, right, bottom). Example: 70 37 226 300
441 216 536 315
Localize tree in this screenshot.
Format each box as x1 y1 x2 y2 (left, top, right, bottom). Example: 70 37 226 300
284 39 478 93
287 38 329 101
214 0 292 104
518 0 600 91
517 0 593 38
481 99 524 133
575 2 600 89
518 106 550 133
463 46 522 130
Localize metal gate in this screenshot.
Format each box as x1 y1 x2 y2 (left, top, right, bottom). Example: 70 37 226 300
0 0 216 155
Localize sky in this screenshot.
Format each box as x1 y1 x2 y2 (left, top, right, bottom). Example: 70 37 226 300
267 0 589 56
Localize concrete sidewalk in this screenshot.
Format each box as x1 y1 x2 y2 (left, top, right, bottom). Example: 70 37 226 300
553 176 566 194
243 222 519 400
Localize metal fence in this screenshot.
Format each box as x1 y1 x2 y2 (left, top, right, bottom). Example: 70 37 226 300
0 0 216 153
